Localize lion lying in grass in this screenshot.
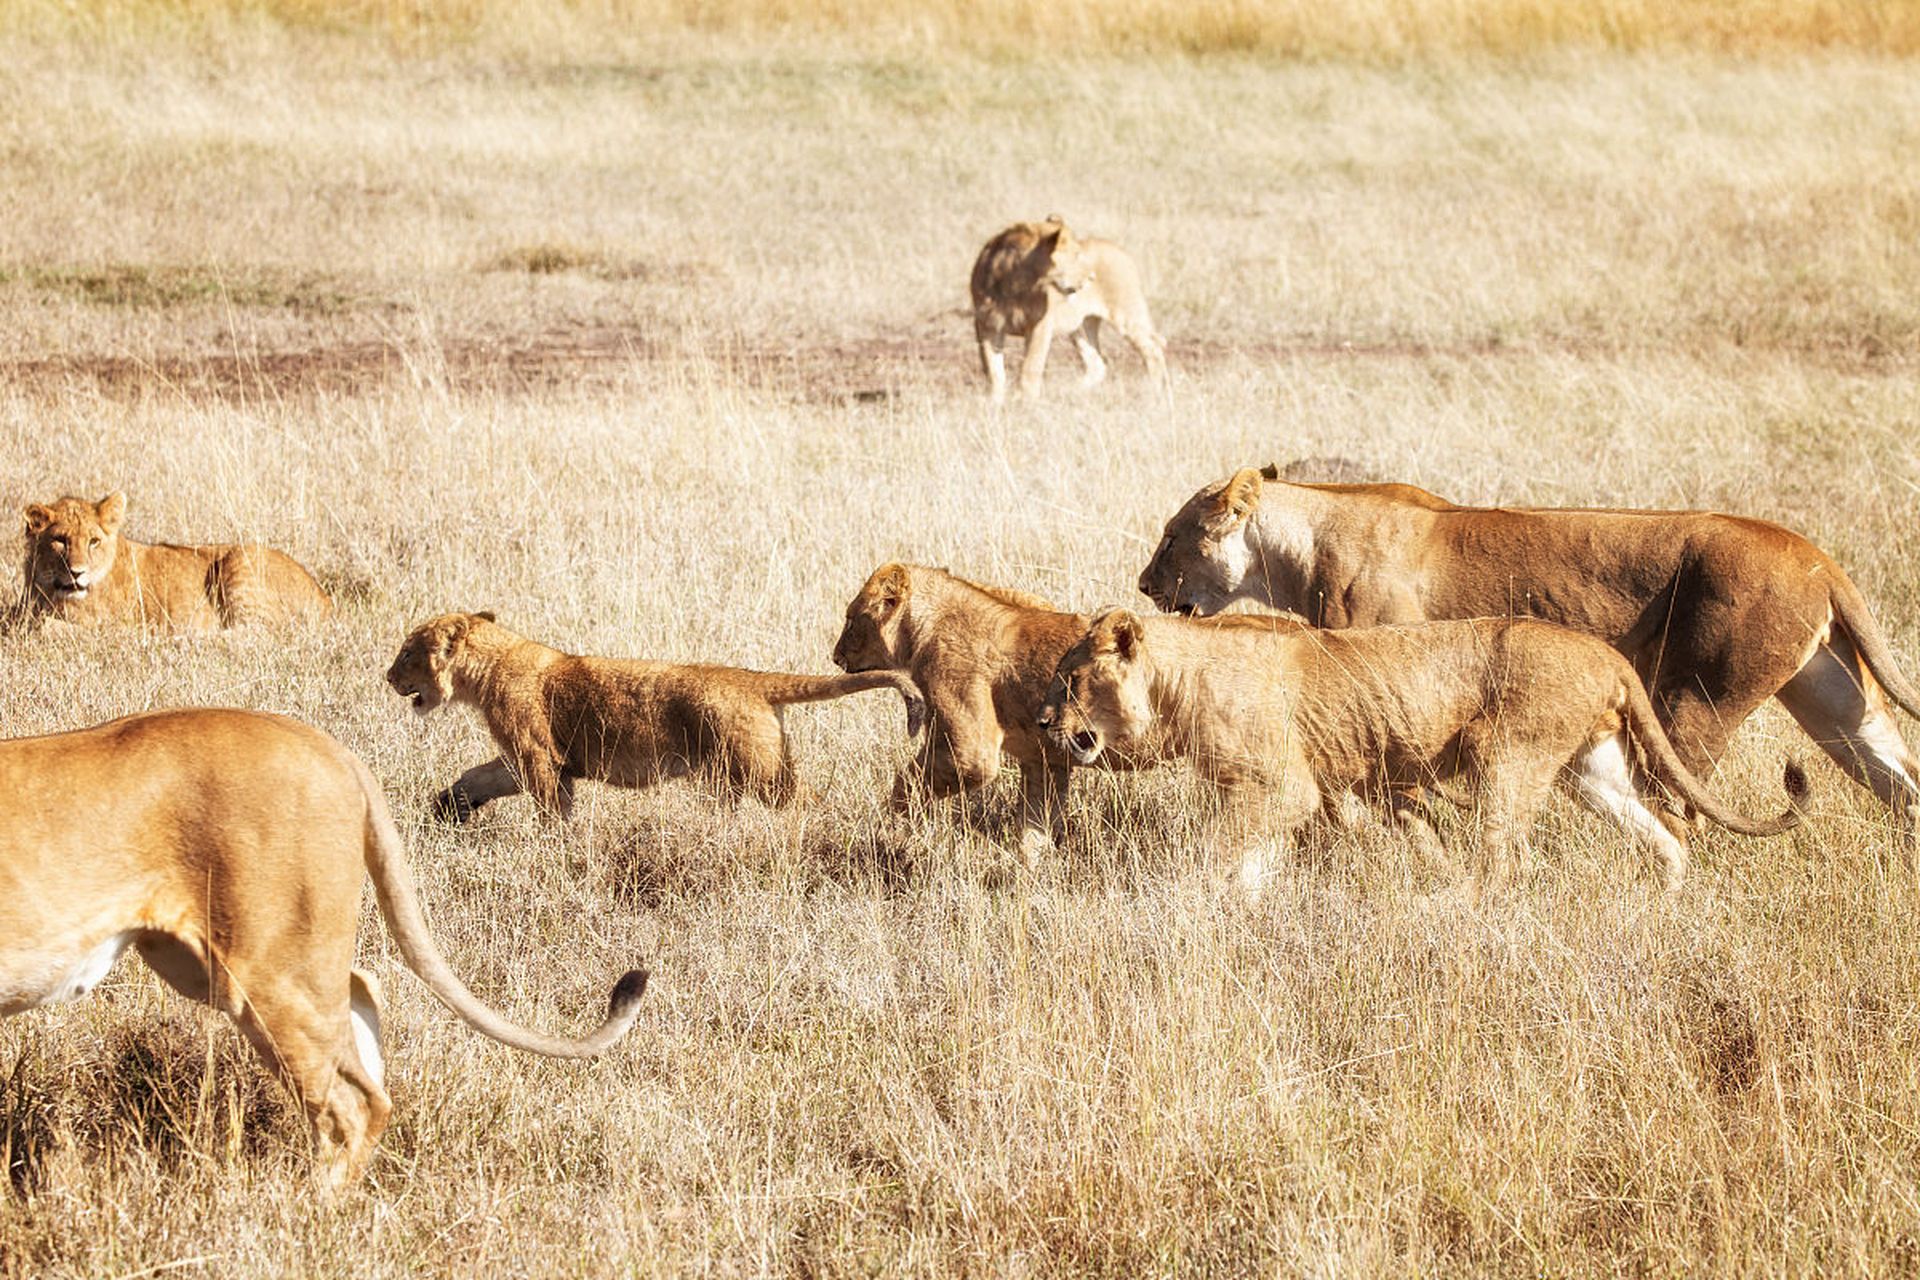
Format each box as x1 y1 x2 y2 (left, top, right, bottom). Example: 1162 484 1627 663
1038 610 1808 896
386 611 925 821
0 707 647 1187
22 491 331 629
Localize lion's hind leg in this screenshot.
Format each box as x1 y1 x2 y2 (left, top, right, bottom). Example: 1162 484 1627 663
1777 634 1920 837
1071 317 1109 388
1566 731 1691 892
138 936 391 1188
230 969 392 1189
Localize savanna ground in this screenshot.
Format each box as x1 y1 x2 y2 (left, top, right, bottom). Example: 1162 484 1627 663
2 3 1919 1275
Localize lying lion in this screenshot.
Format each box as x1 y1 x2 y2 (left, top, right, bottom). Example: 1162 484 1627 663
1038 610 1807 896
386 612 925 821
970 215 1168 402
831 562 1305 860
22 491 331 629
0 707 648 1186
1138 465 1920 833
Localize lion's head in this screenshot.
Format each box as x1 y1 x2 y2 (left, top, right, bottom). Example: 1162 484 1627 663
1037 609 1154 765
1137 466 1269 616
23 492 127 603
832 563 912 674
1035 215 1094 297
386 612 494 715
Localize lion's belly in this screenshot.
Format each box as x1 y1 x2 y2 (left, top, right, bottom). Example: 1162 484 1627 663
0 928 135 1015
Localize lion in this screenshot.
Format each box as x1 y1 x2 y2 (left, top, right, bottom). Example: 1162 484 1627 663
385 612 925 821
21 492 332 630
970 216 1168 402
0 707 648 1187
830 562 1305 861
1038 611 1808 897
1137 465 1920 833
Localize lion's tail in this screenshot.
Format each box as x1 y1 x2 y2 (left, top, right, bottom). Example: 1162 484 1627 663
1829 577 1920 722
1619 666 1809 838
350 753 648 1058
753 671 927 736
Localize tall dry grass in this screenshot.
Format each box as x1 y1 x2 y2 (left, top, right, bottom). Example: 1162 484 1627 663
1 18 1918 1279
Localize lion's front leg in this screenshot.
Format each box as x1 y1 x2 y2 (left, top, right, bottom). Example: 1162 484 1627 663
1213 757 1320 904
1018 311 1058 396
433 755 523 823
978 332 1010 402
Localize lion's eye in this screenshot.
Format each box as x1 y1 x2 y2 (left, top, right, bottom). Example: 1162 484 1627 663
88 537 100 548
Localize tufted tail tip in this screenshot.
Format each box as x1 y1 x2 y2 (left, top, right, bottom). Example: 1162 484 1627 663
609 968 650 1017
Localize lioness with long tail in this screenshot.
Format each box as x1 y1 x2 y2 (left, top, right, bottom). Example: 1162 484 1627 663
0 708 649 1187
1038 611 1808 896
387 612 925 821
1138 466 1920 832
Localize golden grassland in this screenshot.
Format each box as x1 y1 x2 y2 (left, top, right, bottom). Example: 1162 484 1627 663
2 13 1920 1277
7 0 1920 58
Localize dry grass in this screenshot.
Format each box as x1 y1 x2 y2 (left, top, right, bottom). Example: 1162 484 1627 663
7 0 1920 57
2 16 1920 1279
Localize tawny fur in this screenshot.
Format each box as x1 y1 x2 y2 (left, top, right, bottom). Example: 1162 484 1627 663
22 492 331 630
1138 465 1920 831
831 563 1304 857
1039 612 1807 895
0 708 647 1187
386 612 925 821
969 216 1168 402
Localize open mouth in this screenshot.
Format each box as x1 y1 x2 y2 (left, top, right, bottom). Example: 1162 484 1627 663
1067 729 1102 764
1173 602 1195 616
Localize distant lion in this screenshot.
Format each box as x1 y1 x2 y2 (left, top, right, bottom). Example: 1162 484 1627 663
0 707 648 1187
22 491 331 629
969 216 1167 401
386 612 925 821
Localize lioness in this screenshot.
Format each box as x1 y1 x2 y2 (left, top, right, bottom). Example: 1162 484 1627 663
0 708 648 1186
22 492 332 629
386 612 925 821
1138 466 1920 831
970 216 1168 402
1038 611 1808 895
830 562 1306 859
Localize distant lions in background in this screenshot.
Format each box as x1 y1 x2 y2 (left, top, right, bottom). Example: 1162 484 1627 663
969 216 1167 402
22 491 331 630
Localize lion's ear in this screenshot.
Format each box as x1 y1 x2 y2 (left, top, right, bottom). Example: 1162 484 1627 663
23 504 51 535
96 492 127 531
474 610 497 623
1093 608 1144 661
1216 468 1263 523
1258 462 1280 482
874 563 912 612
1109 610 1144 661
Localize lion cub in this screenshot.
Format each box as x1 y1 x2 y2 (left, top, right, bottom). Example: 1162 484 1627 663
22 491 331 630
386 612 925 821
970 216 1168 402
1038 611 1808 897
